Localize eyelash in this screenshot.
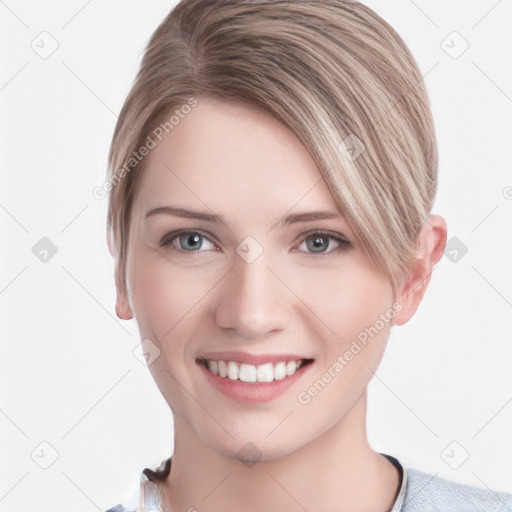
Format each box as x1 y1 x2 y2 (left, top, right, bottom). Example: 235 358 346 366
158 229 352 258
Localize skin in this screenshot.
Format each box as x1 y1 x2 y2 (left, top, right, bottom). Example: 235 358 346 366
111 97 447 511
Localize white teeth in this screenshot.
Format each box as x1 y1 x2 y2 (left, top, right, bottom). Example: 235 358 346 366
286 360 297 375
227 361 239 380
208 360 218 375
256 362 274 382
239 363 257 382
204 358 308 382
218 360 228 378
274 362 287 380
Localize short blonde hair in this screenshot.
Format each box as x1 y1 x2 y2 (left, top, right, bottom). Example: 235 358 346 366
106 0 438 296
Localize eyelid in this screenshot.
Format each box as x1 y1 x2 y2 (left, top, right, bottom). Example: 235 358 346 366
296 228 351 245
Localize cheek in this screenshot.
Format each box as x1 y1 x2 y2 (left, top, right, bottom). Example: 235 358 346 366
128 249 217 338
293 269 393 421
290 262 393 341
128 251 211 409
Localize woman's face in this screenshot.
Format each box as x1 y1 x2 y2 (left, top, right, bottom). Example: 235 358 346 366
121 97 400 461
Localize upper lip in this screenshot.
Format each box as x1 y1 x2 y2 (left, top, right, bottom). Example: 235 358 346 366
196 351 314 365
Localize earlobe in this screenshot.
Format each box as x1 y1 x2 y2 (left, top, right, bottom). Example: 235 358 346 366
392 214 447 326
110 247 133 321
108 234 133 320
114 266 133 320
115 293 133 320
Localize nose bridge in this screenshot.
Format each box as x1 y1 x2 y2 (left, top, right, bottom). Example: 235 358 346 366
215 247 290 337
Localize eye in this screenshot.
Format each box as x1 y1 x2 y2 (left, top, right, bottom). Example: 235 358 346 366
159 229 352 257
296 231 352 258
159 230 217 253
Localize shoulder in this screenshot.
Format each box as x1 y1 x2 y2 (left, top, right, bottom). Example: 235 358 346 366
402 467 512 512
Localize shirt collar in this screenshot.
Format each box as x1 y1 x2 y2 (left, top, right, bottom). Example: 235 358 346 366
381 453 408 512
139 454 408 512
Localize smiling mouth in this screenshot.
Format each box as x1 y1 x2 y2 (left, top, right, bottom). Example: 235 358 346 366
196 358 314 383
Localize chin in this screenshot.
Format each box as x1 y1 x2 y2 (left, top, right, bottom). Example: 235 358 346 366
203 428 305 465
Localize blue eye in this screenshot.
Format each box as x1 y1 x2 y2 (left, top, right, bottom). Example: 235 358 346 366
159 229 352 257
297 231 352 258
159 230 216 252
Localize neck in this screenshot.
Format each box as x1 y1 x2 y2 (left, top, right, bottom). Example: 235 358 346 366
159 392 399 512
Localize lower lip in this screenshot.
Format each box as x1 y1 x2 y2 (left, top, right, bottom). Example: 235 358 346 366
198 360 313 404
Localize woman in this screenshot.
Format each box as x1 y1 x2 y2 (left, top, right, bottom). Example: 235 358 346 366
104 0 512 510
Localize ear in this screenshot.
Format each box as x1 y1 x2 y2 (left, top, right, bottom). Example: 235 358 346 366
392 214 447 326
107 234 133 321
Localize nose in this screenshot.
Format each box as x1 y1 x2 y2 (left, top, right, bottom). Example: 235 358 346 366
214 252 291 339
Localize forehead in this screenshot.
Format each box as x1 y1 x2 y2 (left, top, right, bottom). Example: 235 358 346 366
134 98 341 223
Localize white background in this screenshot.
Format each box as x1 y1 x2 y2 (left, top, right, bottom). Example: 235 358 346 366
1 0 511 510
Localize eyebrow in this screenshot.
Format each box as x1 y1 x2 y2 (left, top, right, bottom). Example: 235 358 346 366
144 205 342 231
